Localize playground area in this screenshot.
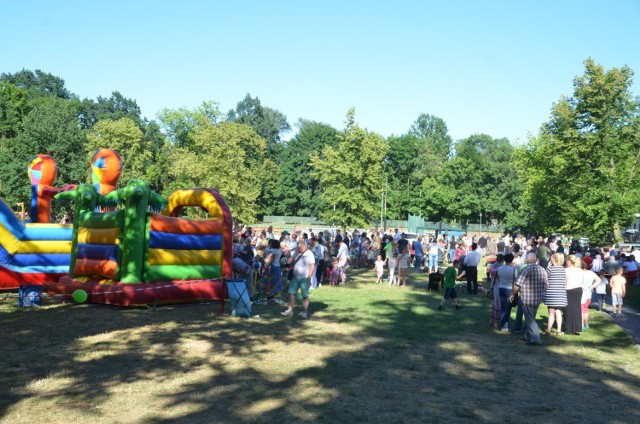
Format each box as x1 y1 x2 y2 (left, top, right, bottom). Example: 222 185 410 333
2 268 640 423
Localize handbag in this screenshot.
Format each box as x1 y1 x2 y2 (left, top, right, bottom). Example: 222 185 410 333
509 267 519 307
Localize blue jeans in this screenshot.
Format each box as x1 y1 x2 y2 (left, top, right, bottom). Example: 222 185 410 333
498 288 512 330
428 254 438 270
414 255 423 271
522 304 542 344
513 300 524 332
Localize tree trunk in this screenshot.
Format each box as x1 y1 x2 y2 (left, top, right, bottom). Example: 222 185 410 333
613 222 623 243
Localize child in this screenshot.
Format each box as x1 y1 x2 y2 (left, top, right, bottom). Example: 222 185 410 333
594 270 608 312
610 266 627 316
328 257 339 286
581 261 600 330
397 248 409 287
375 255 385 284
251 256 263 298
438 260 464 310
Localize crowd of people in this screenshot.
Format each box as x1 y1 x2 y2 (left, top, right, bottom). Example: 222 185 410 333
483 234 637 346
231 225 638 328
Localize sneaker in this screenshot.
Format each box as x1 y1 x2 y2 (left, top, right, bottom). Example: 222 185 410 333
298 312 308 319
281 310 293 317
584 324 589 329
455 305 463 310
437 305 443 310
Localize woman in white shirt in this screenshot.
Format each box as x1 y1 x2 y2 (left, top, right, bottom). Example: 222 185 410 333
565 255 584 334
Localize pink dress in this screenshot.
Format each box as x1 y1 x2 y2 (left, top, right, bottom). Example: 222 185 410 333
375 260 384 278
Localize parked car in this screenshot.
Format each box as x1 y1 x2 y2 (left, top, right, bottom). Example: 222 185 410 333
623 229 639 243
578 237 590 248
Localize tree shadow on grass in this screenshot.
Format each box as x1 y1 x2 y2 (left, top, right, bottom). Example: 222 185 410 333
2 284 640 423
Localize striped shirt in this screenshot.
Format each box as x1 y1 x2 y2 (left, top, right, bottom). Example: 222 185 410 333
515 263 549 306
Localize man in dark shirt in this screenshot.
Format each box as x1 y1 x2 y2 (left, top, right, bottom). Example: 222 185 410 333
343 232 350 247
334 229 343 252
478 234 487 256
397 233 409 251
238 235 254 265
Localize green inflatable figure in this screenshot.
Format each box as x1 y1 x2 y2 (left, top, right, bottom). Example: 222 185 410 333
55 184 105 277
104 180 166 283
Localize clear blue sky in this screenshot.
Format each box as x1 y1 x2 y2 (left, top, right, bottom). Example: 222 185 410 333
3 0 639 143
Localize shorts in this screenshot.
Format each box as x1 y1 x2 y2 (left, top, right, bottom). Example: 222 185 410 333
288 277 310 298
581 298 591 313
612 293 623 306
444 287 457 300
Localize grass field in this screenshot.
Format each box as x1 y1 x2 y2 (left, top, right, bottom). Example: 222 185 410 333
1 268 640 424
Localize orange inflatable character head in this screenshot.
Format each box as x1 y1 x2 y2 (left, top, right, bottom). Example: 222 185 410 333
28 154 57 187
91 149 122 195
28 154 59 223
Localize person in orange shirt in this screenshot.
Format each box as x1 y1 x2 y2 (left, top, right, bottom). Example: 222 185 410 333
610 266 627 316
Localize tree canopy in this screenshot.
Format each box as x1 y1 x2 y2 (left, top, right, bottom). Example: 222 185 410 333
0 59 638 241
519 58 640 240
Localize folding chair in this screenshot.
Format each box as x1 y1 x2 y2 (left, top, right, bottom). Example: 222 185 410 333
225 279 252 317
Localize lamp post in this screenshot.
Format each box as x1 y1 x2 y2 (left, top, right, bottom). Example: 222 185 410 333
480 212 483 233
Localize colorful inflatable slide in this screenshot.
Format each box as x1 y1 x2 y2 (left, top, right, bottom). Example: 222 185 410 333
0 155 72 289
0 150 122 290
0 199 72 288
2 149 233 309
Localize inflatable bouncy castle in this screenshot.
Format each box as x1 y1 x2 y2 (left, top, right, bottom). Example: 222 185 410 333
3 149 233 310
44 181 233 308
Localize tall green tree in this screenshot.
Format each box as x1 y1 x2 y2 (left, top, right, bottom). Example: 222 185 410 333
167 121 269 223
0 96 87 204
443 134 521 225
409 113 453 159
0 69 71 99
226 94 290 216
77 91 143 129
384 114 454 221
0 82 31 139
520 58 640 240
310 109 388 227
384 133 421 219
158 101 222 149
274 119 339 216
227 93 291 154
142 121 170 193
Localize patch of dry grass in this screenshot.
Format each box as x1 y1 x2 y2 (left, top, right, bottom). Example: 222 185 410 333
1 267 640 423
